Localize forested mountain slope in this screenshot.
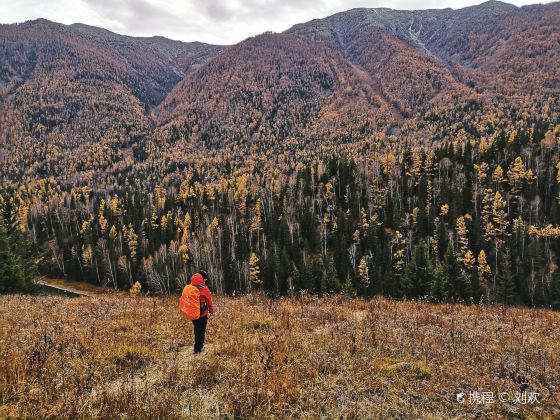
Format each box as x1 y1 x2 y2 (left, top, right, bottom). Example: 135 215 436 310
285 1 560 139
0 19 222 183
1 2 559 187
144 0 559 187
287 1 559 98
142 33 398 186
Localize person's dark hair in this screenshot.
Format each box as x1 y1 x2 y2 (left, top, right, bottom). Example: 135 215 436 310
199 270 208 280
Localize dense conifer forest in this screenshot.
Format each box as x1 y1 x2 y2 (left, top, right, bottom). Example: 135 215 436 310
3 123 560 308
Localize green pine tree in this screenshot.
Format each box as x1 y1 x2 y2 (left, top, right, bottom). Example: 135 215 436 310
495 248 518 306
441 243 471 302
527 239 545 307
0 216 28 293
430 265 446 302
401 241 434 299
342 275 356 298
325 254 341 293
302 258 317 292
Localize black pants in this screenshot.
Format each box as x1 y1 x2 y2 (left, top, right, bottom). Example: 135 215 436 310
192 316 208 353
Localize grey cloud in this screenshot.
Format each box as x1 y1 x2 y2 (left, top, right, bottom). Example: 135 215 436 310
200 1 237 21
1 0 543 44
198 0 333 22
82 0 180 32
78 0 219 43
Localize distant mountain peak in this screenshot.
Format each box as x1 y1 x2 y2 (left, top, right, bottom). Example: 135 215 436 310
458 0 519 13
24 17 53 24
20 18 59 28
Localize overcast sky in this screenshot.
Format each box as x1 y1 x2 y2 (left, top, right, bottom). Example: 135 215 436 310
0 0 547 44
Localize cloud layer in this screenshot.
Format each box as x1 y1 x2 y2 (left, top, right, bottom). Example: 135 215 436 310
0 0 543 44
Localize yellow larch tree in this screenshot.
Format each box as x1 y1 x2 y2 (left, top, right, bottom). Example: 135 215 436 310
358 256 370 289
484 191 510 289
178 213 191 263
492 165 505 187
123 224 138 262
456 215 474 271
109 195 122 216
98 199 108 233
249 252 262 287
507 156 526 195
477 250 491 300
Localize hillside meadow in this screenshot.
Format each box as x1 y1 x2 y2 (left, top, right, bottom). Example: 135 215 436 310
0 293 559 419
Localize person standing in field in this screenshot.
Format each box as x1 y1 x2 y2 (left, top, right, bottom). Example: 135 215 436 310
179 271 214 354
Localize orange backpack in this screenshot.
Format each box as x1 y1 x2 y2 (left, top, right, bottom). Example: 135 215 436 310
179 284 201 320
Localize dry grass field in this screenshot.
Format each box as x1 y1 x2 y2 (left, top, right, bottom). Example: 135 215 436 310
1 293 559 419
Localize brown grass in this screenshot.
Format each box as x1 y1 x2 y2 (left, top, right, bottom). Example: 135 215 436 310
0 294 559 419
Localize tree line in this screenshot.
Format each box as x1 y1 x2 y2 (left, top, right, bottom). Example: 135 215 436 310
2 123 560 308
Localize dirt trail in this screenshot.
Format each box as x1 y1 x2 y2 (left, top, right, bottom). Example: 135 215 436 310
102 341 218 397
36 279 95 297
36 276 113 296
